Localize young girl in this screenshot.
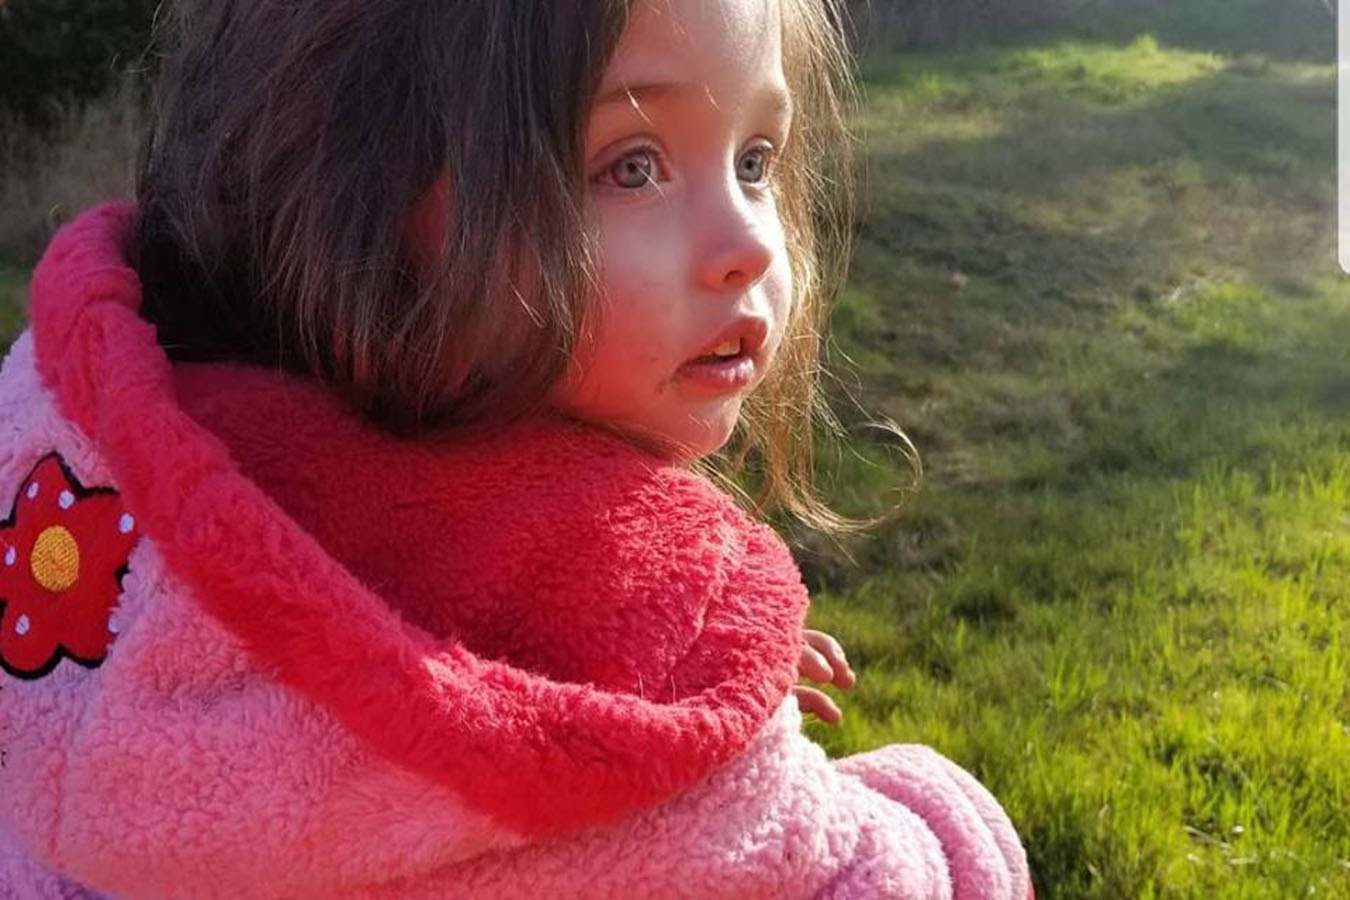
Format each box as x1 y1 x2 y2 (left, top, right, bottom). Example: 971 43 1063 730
0 0 1033 897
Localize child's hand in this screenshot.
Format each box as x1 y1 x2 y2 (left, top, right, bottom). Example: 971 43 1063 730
793 629 856 725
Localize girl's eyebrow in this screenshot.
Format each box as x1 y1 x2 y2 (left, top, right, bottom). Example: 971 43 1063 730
594 81 687 108
594 80 792 119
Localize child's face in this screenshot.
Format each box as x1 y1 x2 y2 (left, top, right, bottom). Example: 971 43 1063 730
550 0 793 461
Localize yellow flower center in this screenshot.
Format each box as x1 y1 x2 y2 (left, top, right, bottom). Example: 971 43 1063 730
31 525 79 593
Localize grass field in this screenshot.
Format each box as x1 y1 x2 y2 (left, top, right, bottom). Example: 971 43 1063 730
0 267 26 346
1 5 1345 897
797 16 1350 900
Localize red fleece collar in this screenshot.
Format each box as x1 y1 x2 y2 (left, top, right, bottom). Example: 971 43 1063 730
27 203 808 835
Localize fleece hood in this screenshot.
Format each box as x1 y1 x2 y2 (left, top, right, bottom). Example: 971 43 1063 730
22 201 809 835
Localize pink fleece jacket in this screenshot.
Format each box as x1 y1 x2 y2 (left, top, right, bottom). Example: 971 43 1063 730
0 203 1032 899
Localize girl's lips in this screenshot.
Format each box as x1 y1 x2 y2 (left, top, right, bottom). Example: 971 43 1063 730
692 317 770 363
674 354 757 392
675 315 770 392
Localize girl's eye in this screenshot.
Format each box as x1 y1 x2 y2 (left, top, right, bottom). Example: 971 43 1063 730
607 149 658 189
737 146 773 184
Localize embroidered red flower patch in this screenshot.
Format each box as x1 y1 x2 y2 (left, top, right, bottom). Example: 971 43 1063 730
0 454 139 679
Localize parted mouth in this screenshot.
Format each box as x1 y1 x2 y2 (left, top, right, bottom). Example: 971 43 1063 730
686 317 770 366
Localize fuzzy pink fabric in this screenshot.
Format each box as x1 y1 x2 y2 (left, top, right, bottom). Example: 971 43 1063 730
0 203 1032 899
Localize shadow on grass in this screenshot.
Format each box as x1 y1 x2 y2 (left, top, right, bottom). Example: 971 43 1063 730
802 41 1346 600
860 58 1334 307
861 0 1334 65
1053 0 1333 65
1045 306 1350 490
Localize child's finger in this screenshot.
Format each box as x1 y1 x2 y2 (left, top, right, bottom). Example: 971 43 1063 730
833 663 857 690
805 630 856 689
800 645 834 683
823 653 856 689
792 685 842 724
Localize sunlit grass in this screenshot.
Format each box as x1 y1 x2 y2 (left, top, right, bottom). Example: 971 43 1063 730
800 31 1350 900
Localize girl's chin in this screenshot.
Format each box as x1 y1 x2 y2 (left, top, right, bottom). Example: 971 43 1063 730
547 398 743 463
658 417 741 463
606 415 740 464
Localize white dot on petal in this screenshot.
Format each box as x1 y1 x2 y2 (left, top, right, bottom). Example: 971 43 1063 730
14 615 28 636
25 483 37 500
107 619 120 635
118 513 135 534
4 547 15 566
58 490 75 510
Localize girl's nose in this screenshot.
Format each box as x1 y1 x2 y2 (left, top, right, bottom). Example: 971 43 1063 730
693 190 776 293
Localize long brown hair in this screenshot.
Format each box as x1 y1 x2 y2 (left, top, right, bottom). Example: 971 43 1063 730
134 0 869 532
134 0 630 429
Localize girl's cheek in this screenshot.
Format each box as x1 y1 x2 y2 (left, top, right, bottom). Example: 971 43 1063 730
764 253 794 355
594 201 685 288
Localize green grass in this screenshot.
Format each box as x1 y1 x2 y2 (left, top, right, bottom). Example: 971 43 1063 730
0 266 27 345
799 30 1350 900
867 0 1334 64
1054 0 1332 63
